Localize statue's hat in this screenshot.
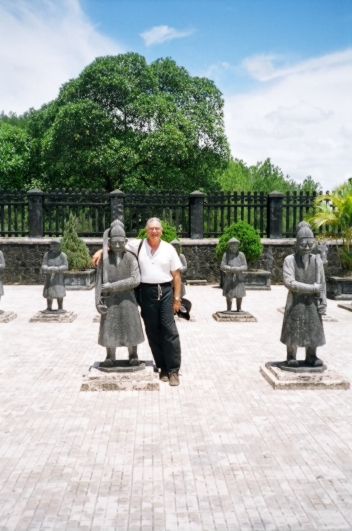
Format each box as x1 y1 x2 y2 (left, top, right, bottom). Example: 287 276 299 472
296 221 314 239
109 219 125 237
228 237 240 244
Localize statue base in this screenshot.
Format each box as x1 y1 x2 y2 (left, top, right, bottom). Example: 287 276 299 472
277 307 337 322
81 362 159 391
29 311 77 323
260 361 350 390
97 360 146 373
338 303 352 313
0 311 17 323
212 310 256 322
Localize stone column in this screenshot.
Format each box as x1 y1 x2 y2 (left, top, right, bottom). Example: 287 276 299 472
189 191 205 239
267 191 284 239
28 189 44 238
109 189 125 224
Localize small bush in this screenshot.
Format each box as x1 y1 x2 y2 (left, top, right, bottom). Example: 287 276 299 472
137 220 179 243
60 213 92 270
215 221 262 263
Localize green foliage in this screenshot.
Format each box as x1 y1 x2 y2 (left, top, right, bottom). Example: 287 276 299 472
28 52 230 192
0 111 31 129
136 220 179 243
60 213 92 270
216 157 321 193
0 122 32 189
306 180 352 270
215 221 263 263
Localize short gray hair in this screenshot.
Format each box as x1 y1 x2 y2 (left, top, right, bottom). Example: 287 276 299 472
145 217 162 229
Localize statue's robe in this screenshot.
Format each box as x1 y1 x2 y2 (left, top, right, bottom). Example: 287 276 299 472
96 250 144 348
0 251 5 299
41 251 68 299
280 253 326 347
220 251 247 299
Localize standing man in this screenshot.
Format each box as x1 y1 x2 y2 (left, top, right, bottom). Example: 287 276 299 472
92 218 182 386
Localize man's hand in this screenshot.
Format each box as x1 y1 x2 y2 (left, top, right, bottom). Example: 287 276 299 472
173 299 181 314
92 249 103 266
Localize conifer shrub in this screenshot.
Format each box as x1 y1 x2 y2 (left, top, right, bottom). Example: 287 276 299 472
215 221 262 263
60 213 92 270
137 219 179 244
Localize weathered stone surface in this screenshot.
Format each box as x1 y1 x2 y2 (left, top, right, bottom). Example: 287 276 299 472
260 361 350 390
64 269 96 290
186 279 207 285
212 310 257 322
242 270 271 290
327 276 352 300
338 303 352 312
277 307 337 322
29 311 77 323
96 360 145 373
0 237 347 285
81 363 159 391
0 311 17 323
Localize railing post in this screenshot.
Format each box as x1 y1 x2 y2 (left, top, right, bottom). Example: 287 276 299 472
267 191 284 238
27 188 44 238
109 189 125 224
189 190 205 239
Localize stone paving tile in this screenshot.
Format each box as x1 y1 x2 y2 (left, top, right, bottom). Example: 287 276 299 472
0 285 352 530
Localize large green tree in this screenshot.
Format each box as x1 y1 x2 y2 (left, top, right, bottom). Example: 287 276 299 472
32 52 230 191
0 122 31 189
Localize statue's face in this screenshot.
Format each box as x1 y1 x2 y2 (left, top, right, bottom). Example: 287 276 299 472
110 236 126 253
228 242 239 253
50 242 60 253
297 237 315 255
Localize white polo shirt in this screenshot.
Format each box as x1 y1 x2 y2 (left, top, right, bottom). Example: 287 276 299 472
126 239 182 283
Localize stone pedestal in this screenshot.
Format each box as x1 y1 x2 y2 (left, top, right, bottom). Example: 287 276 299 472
0 311 17 323
338 303 352 313
260 361 349 390
29 310 77 323
327 276 352 300
277 307 337 322
64 269 95 290
81 362 159 391
212 310 256 322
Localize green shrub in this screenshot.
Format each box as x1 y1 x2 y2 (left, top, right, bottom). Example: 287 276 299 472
215 221 262 262
60 213 92 270
137 220 179 243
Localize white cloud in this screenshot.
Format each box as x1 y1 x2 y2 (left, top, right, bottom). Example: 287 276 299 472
140 25 193 47
224 49 352 190
0 0 123 114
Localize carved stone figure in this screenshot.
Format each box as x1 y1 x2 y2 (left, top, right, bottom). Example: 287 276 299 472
314 241 329 264
220 237 247 312
280 221 326 367
96 220 144 367
41 239 68 313
170 239 187 298
0 251 5 311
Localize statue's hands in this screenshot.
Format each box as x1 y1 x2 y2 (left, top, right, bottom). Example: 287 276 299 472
317 302 327 315
48 266 58 272
101 282 113 294
313 282 322 294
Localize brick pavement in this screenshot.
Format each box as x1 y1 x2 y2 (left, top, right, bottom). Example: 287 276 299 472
0 285 352 531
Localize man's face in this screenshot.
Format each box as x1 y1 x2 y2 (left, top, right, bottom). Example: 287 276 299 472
297 237 315 255
50 242 60 253
110 237 126 253
146 222 162 242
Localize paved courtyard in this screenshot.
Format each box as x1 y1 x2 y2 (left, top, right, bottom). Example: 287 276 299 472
0 284 352 531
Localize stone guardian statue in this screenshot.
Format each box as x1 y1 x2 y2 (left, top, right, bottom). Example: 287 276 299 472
170 239 187 298
96 220 144 367
41 239 68 313
220 237 247 312
280 221 326 367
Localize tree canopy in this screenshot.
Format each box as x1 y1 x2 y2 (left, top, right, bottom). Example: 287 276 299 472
27 53 230 192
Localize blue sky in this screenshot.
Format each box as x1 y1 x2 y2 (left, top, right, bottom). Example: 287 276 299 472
1 0 352 189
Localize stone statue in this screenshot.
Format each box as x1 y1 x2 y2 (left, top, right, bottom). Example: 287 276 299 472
220 237 247 312
41 239 68 313
280 221 326 367
314 241 329 264
96 220 144 367
0 250 5 312
170 239 187 298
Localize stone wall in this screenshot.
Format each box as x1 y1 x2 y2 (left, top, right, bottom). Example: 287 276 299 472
0 237 346 285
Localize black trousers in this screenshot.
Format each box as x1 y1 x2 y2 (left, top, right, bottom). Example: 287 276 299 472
139 283 181 373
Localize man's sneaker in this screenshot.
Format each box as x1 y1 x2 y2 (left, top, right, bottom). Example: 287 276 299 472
169 371 180 386
159 368 169 382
